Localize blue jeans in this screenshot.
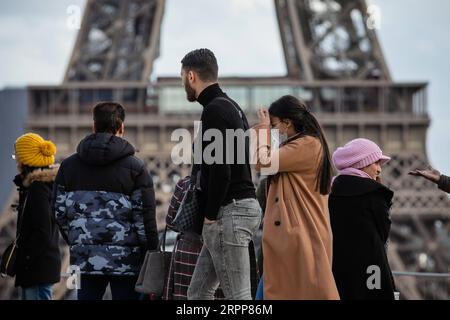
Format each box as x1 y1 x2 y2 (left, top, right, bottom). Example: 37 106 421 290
77 275 139 300
22 284 53 300
255 276 264 300
188 198 261 300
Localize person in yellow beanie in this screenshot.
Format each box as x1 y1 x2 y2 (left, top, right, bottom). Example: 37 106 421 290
11 133 61 300
14 133 56 168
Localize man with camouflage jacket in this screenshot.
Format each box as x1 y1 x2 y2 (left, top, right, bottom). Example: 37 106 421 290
54 102 159 300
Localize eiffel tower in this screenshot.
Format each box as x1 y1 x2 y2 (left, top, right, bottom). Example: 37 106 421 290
1 0 449 299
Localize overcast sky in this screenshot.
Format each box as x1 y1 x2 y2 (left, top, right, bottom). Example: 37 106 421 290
0 0 449 174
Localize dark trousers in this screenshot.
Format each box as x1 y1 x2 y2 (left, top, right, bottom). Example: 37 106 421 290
78 275 139 300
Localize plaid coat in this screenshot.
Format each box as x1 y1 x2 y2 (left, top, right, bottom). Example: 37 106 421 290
163 177 224 300
163 176 259 300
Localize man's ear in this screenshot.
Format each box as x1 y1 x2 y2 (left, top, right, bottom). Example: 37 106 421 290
117 122 125 136
188 70 196 83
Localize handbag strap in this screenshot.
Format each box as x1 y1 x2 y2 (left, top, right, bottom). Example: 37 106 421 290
214 97 243 119
161 225 168 252
214 97 248 130
15 194 29 242
190 166 201 190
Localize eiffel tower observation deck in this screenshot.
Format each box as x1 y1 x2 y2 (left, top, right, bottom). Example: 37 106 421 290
0 0 449 300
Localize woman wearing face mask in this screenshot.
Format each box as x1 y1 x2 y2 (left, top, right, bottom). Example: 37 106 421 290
253 95 339 300
329 138 396 300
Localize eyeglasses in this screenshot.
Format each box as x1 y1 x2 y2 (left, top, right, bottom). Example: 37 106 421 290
271 121 284 129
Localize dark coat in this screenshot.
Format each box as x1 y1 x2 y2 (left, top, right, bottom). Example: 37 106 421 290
14 166 61 288
438 174 450 193
54 133 159 276
329 175 396 300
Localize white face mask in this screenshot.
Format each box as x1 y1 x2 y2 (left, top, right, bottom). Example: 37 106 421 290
271 130 288 148
279 133 288 145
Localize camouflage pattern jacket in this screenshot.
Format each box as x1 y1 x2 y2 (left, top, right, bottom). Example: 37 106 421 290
54 133 158 276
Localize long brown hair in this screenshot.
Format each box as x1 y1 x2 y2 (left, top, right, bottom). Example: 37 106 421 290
268 95 333 195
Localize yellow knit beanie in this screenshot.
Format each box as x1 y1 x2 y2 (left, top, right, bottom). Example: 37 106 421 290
15 133 56 167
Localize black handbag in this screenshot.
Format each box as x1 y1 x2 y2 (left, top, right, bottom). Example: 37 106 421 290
172 170 201 233
1 196 28 278
135 227 172 297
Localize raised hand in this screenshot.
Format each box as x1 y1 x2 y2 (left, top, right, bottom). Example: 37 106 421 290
409 165 441 183
257 109 271 126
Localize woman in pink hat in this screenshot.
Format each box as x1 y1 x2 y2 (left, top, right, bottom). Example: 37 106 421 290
329 138 396 300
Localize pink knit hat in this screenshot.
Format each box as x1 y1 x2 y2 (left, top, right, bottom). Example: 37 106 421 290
332 138 391 170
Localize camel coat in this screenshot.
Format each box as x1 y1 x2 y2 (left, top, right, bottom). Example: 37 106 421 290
253 124 339 300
